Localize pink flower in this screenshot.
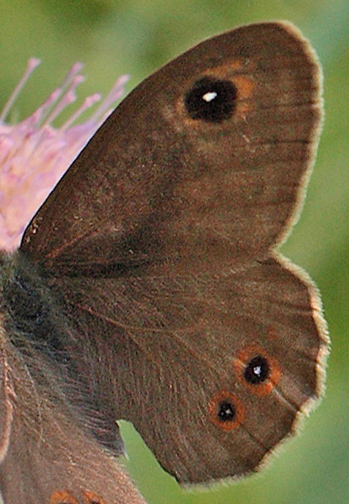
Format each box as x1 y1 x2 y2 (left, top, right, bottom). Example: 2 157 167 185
0 58 128 251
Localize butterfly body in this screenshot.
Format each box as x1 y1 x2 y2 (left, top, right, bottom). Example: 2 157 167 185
0 21 328 502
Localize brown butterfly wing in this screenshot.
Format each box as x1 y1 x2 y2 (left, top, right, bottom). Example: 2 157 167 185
19 22 328 484
0 325 146 504
21 22 322 274
52 255 327 483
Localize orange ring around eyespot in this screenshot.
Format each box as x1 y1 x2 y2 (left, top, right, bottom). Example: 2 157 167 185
50 491 79 504
83 490 107 504
208 390 244 432
234 345 281 397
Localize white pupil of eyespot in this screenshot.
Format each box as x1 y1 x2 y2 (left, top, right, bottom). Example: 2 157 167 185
254 365 262 376
202 91 217 102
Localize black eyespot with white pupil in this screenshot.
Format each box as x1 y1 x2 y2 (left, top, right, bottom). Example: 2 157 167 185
217 399 236 422
244 356 270 384
184 77 237 123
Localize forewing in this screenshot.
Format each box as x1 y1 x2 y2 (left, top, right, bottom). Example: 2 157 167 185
21 22 322 274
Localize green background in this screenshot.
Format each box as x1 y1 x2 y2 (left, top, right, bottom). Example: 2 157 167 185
0 1 348 503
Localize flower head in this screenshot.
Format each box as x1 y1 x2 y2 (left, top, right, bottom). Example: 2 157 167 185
0 58 128 251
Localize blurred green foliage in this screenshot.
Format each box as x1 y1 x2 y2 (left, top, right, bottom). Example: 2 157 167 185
0 1 348 503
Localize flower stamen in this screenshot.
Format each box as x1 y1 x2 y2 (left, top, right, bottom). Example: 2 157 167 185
0 59 128 250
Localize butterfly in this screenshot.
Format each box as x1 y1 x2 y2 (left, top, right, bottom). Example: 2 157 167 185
0 21 328 503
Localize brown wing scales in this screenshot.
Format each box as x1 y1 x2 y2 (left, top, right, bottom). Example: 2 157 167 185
13 22 328 485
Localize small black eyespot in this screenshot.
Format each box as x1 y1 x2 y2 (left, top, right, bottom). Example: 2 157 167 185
244 356 270 384
217 400 236 422
184 77 237 123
